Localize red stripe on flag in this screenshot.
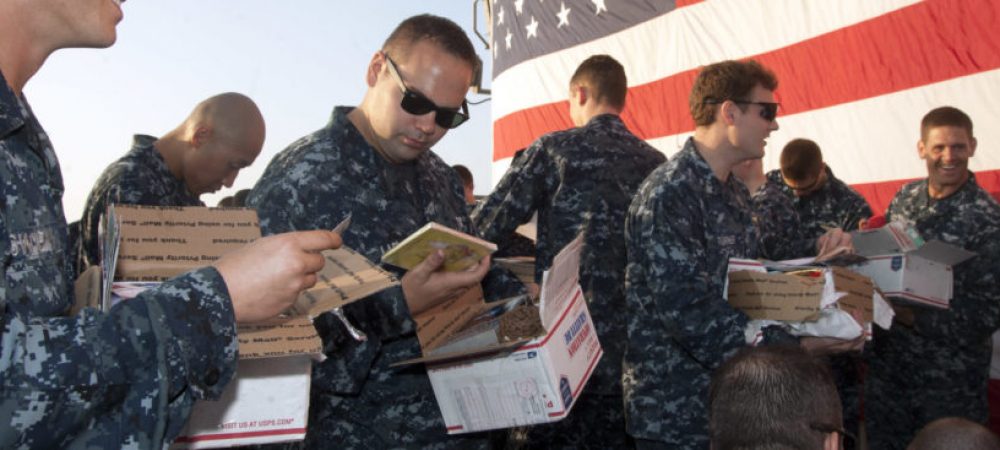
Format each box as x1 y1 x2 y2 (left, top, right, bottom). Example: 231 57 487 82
493 0 1000 161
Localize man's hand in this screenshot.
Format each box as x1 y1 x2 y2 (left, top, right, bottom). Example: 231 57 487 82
402 250 490 315
815 227 853 260
800 335 866 355
214 230 342 323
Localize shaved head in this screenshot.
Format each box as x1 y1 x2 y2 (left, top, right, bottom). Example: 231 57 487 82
187 92 266 155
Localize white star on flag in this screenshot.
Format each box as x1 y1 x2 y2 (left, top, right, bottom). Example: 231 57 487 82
592 0 607 15
514 0 525 15
556 2 571 28
497 6 505 25
526 16 539 38
505 29 513 49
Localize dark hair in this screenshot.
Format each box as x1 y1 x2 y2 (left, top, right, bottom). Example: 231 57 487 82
382 14 478 71
909 417 1000 450
780 138 824 182
921 106 974 142
570 54 628 110
709 345 842 450
689 59 778 126
452 164 473 188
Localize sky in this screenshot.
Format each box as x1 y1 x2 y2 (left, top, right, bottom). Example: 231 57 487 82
26 1 496 221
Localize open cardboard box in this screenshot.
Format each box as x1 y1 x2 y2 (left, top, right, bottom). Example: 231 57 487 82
849 221 976 308
726 259 875 324
86 205 397 448
394 234 602 433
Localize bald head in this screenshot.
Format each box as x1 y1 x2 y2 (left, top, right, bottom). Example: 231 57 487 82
187 92 265 153
909 417 1000 450
162 92 266 196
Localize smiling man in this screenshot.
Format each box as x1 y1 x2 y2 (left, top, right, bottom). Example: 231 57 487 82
247 14 523 448
78 92 265 271
865 106 1000 448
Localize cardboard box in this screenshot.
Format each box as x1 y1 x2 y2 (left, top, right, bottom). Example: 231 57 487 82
850 223 976 308
726 259 874 323
96 205 398 448
395 234 602 433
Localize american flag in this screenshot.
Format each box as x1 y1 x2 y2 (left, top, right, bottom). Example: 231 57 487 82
488 0 1000 214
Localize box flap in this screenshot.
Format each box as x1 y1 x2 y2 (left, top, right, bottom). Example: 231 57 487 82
910 239 977 266
540 233 583 330
236 316 322 359
412 285 487 354
851 221 923 257
389 339 530 368
286 247 399 316
727 270 823 321
112 205 260 281
72 265 102 316
829 267 874 323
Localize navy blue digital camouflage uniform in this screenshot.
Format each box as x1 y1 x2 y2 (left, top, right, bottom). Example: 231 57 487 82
471 114 665 449
247 106 524 449
1 69 239 449
78 134 203 272
747 179 814 260
624 138 796 448
765 166 872 233
865 173 1000 449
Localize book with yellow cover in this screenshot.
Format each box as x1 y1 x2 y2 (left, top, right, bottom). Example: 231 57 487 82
381 222 497 272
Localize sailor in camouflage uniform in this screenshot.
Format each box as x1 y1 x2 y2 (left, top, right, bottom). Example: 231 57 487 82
78 93 265 271
764 138 872 234
865 107 1000 448
247 15 523 449
471 55 665 449
623 60 861 448
1 2 340 448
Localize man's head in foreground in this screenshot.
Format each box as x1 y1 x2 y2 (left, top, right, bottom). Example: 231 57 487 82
710 345 843 450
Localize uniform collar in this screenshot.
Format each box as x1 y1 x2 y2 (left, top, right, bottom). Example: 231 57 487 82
0 70 27 139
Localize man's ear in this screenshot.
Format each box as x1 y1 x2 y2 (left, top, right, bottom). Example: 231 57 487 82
365 51 384 87
720 100 738 126
572 84 589 107
917 139 927 160
823 431 839 450
970 136 978 158
192 126 212 149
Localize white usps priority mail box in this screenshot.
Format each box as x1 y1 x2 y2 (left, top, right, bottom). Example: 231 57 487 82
171 357 313 448
393 233 601 433
427 285 601 433
850 223 976 308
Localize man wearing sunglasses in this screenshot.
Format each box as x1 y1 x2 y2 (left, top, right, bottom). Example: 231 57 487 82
471 54 665 448
623 60 862 449
247 14 524 448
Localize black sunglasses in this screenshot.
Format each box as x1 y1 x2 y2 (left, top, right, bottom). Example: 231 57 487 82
704 98 780 122
383 53 470 129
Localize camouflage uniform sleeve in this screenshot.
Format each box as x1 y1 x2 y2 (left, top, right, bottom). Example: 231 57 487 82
471 143 548 245
2 266 237 445
248 172 312 235
752 179 815 260
627 183 749 370
840 187 874 231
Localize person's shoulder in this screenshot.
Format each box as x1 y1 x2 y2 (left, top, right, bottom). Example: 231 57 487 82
892 179 926 203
